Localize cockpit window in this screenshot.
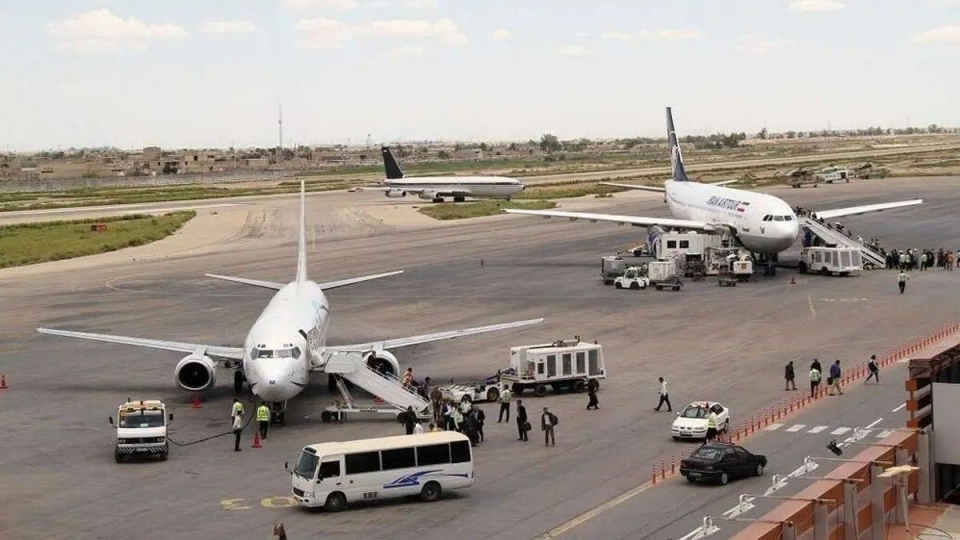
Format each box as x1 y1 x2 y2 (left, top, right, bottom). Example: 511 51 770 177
763 215 772 221
255 347 301 359
774 216 784 221
784 215 793 221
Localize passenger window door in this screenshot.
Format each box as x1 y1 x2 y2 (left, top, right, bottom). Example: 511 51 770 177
318 458 342 485
547 355 557 377
575 352 586 375
561 354 572 376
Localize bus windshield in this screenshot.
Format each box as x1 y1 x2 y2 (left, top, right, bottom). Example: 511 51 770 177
295 450 319 479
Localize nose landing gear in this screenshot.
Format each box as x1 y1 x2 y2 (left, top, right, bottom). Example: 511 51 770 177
270 401 287 425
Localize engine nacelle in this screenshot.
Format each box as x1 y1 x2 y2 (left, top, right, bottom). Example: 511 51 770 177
385 189 407 198
175 354 217 392
363 350 400 378
418 190 439 200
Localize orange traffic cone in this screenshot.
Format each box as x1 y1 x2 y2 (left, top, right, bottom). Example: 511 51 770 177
191 395 202 409
790 275 796 285
252 429 263 448
0 374 7 389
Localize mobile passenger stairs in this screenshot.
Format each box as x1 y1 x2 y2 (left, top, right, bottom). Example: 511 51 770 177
317 351 432 423
798 216 886 269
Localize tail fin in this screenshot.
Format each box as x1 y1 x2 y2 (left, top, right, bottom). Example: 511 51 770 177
296 179 307 283
381 146 404 179
666 107 691 182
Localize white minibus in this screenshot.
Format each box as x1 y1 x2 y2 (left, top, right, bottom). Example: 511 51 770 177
289 431 474 511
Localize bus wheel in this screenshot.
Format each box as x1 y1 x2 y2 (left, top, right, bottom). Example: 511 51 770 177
534 384 548 397
573 380 586 393
325 492 347 512
420 481 442 502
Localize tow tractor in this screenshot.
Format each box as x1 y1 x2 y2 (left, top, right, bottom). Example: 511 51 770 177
504 338 606 397
440 380 512 404
109 399 173 463
614 266 650 290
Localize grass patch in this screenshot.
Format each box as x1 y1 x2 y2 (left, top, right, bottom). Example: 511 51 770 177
515 182 629 200
419 200 556 220
0 211 195 268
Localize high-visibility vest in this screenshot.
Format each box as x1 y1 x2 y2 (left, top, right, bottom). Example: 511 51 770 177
707 413 718 429
810 369 821 382
256 405 270 422
232 402 245 417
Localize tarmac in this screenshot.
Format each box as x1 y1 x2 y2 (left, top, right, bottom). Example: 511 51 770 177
1 176 958 540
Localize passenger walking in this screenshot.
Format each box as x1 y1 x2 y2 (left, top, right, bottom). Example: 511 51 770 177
829 360 844 395
654 377 672 412
866 355 880 384
430 387 443 425
586 378 600 409
898 270 909 294
516 400 529 442
402 367 414 388
473 405 485 443
809 364 822 397
498 387 512 422
541 407 557 446
413 419 424 434
403 406 416 435
232 411 243 452
784 361 797 391
256 401 270 440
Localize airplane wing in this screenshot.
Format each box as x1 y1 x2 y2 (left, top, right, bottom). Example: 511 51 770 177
502 209 716 231
600 182 665 193
327 318 544 353
709 179 739 187
36 328 245 361
811 199 923 220
206 274 284 290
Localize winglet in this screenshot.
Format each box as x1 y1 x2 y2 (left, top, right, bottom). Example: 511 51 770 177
381 146 404 179
296 178 307 283
666 107 691 182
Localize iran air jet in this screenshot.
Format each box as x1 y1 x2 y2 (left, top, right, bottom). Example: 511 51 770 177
505 107 922 267
38 181 541 421
361 146 525 203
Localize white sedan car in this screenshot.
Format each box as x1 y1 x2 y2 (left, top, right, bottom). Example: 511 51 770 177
671 401 730 441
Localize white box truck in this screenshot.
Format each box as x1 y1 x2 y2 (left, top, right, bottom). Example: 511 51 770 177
109 399 173 462
503 338 606 397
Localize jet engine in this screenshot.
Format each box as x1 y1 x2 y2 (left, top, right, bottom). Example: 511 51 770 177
362 350 400 378
646 225 665 258
385 189 407 198
418 190 439 200
174 354 217 392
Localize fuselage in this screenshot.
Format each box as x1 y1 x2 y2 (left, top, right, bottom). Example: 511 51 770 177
385 176 524 198
242 281 329 403
664 180 799 254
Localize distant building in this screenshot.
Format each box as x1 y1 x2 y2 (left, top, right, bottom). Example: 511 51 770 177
245 157 269 167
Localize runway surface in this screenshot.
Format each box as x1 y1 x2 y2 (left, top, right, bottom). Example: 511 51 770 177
1 176 958 540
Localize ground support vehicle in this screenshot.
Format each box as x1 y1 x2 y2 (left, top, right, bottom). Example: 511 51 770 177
614 266 650 290
109 399 173 463
798 246 863 276
504 338 606 397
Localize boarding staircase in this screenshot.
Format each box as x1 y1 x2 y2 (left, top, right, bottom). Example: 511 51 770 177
321 351 431 414
799 216 886 269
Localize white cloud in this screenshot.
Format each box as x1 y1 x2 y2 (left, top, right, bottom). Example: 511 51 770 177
736 34 792 54
295 17 468 49
283 0 358 10
788 0 846 13
912 25 960 44
366 1 391 8
602 29 701 41
198 21 257 35
388 46 428 58
575 31 590 38
47 9 187 52
558 44 589 56
491 29 512 41
402 0 439 8
925 0 960 6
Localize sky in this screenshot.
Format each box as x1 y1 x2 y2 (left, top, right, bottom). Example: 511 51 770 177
1 0 959 151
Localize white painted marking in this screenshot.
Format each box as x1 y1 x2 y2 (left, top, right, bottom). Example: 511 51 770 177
830 427 851 435
765 423 784 431
876 430 894 439
807 295 816 318
891 403 906 412
865 418 884 429
808 425 829 434
786 424 806 432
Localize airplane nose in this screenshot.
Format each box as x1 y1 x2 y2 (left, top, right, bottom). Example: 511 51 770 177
252 359 300 402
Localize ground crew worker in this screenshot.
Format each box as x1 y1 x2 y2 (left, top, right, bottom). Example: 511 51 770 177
706 409 719 441
784 361 796 391
829 360 844 395
541 407 557 446
654 377 672 412
809 365 821 397
898 270 910 294
498 387 512 422
231 397 245 420
866 355 880 384
256 401 270 440
232 411 243 452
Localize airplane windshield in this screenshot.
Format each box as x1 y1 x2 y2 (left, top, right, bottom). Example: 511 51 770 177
119 410 165 428
774 216 784 221
255 347 301 359
784 215 794 221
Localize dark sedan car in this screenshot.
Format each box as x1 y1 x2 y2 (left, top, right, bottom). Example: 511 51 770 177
679 442 767 485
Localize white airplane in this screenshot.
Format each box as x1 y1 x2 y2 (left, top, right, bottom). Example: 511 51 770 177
505 107 922 266
360 146 525 203
38 181 542 422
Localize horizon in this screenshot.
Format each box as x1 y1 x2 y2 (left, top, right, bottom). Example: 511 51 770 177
3 0 960 151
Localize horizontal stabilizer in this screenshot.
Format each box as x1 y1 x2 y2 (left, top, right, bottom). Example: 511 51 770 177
318 270 404 291
330 318 544 352
206 274 284 290
600 182 665 193
812 199 923 220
